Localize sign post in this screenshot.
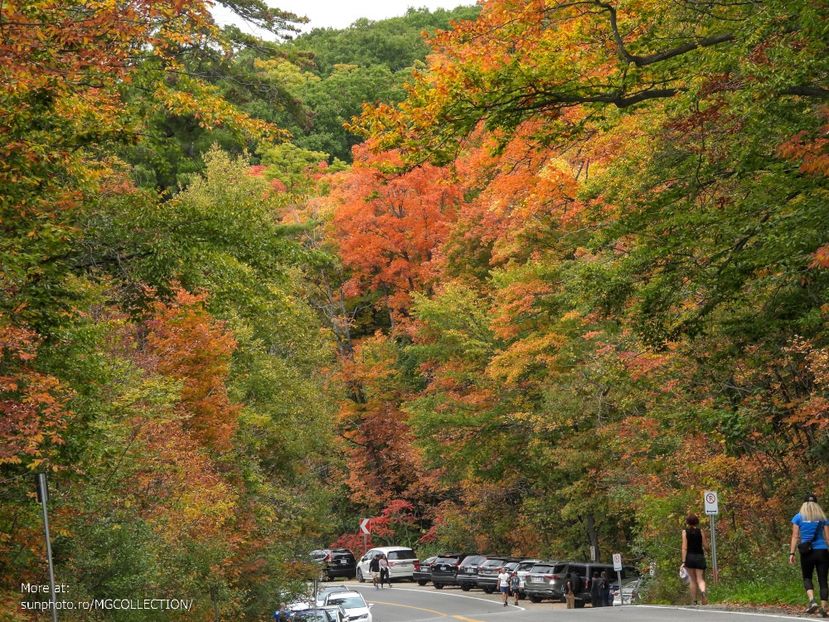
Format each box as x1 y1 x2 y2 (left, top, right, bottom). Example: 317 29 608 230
36 474 58 622
703 490 719 583
360 518 371 554
612 553 623 606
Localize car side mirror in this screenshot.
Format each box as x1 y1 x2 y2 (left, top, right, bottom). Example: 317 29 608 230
368 604 373 609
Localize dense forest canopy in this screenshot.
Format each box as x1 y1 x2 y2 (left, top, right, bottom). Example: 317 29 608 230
1 0 827 619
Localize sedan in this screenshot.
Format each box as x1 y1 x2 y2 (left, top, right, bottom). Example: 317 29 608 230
324 591 372 622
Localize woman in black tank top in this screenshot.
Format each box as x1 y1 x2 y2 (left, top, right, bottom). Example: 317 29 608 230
681 514 708 605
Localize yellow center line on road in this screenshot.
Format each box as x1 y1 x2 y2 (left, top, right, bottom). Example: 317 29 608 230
368 600 487 622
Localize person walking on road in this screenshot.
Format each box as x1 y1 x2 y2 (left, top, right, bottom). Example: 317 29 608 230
379 553 391 588
497 567 511 607
510 567 521 605
369 554 381 589
600 570 611 606
789 493 829 616
564 573 576 609
590 571 603 607
681 513 708 605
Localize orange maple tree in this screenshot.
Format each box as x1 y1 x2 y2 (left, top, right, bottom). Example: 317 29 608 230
145 289 240 451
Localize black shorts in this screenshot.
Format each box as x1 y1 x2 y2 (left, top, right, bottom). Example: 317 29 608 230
685 553 706 570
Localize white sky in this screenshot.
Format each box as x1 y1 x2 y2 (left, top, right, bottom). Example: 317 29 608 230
211 0 475 38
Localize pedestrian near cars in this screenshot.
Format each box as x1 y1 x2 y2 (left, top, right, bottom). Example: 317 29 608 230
369 554 381 589
601 570 611 606
510 568 521 605
564 573 576 609
590 571 603 607
379 554 391 588
789 493 829 616
681 513 708 605
497 567 511 607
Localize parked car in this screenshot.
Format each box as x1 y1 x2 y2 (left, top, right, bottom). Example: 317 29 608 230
413 555 437 586
523 561 567 603
513 559 542 597
611 575 648 605
323 590 373 622
525 561 640 606
277 606 347 622
355 546 418 582
456 555 488 591
477 557 521 593
315 586 351 607
311 549 357 581
430 553 471 589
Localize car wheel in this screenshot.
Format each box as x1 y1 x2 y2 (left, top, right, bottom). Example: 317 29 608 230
434 583 444 590
357 568 364 583
483 587 494 594
529 596 541 603
417 580 427 586
461 585 471 592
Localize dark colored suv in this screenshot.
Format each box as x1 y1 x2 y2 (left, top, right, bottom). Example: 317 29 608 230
313 549 357 581
525 561 639 606
413 555 437 585
430 553 471 589
477 557 521 593
456 555 488 591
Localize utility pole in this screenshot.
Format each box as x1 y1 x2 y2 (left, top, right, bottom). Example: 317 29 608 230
36 473 58 622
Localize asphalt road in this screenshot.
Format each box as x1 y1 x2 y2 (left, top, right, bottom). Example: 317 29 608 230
330 581 813 622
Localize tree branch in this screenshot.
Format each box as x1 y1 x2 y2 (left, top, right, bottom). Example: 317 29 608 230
595 1 735 67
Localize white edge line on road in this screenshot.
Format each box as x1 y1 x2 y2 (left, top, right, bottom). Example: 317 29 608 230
343 583 526 611
636 605 807 620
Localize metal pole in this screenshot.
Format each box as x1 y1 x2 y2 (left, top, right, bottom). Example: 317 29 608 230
362 532 367 556
37 473 58 622
710 514 718 583
616 570 623 607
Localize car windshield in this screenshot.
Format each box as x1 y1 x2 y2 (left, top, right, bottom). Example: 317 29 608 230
292 612 331 621
531 564 565 574
460 555 485 566
435 556 460 563
388 549 416 560
481 559 506 568
327 596 365 609
319 587 347 598
505 562 519 570
518 561 538 571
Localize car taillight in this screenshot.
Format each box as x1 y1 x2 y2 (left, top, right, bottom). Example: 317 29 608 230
414 561 420 570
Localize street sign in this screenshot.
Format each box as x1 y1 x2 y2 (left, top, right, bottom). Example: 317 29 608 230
704 490 719 515
359 518 371 534
612 553 622 572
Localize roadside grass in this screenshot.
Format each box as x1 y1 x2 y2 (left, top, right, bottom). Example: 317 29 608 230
710 576 804 607
643 553 807 607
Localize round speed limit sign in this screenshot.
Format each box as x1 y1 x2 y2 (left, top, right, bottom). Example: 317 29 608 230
704 490 719 515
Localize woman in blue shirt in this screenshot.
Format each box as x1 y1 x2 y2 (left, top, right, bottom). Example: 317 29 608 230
789 493 829 616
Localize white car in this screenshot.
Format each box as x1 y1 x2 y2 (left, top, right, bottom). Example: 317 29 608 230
355 546 418 582
315 585 350 607
323 590 372 622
